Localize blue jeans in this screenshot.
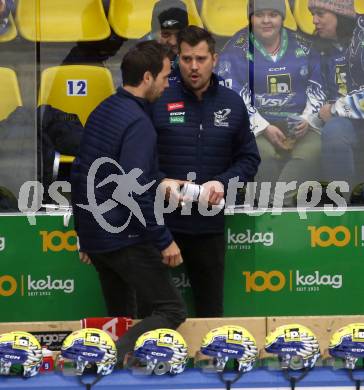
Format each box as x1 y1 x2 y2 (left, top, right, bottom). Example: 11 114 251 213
90 242 187 364
321 117 362 192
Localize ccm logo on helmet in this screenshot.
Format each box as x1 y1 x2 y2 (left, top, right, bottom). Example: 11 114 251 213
82 352 98 357
4 355 21 360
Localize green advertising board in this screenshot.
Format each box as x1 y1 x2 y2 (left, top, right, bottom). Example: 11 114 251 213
1 209 364 322
0 214 107 322
224 208 364 316
0 213 194 322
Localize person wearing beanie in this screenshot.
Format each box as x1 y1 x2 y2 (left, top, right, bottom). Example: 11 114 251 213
308 0 361 202
309 0 356 19
218 0 326 206
249 0 286 18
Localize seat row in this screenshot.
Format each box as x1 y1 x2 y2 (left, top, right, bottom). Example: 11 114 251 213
2 0 363 43
0 65 114 164
0 65 114 123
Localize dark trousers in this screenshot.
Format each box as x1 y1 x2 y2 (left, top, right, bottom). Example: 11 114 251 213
90 242 187 364
173 233 225 318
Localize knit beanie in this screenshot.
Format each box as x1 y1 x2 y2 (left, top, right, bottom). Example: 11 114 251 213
308 0 356 18
248 0 286 18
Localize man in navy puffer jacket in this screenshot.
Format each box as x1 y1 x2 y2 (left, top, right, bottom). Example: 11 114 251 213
152 27 261 317
71 41 187 364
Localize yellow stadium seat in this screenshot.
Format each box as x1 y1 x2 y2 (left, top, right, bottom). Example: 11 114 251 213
202 0 296 37
0 68 22 121
294 0 315 35
283 0 297 30
201 0 249 36
0 13 17 42
108 0 203 39
355 0 364 14
39 65 115 175
38 65 115 126
16 0 110 42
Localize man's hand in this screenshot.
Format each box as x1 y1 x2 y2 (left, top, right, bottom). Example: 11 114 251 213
264 125 290 150
319 104 333 123
160 179 186 203
294 119 309 138
201 181 224 205
79 251 92 265
161 241 183 268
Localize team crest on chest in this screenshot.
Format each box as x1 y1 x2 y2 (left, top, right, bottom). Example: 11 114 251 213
214 108 231 127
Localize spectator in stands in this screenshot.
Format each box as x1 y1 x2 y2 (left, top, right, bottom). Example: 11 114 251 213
0 0 14 35
149 0 189 83
217 0 325 206
312 0 362 201
71 41 186 364
152 26 260 317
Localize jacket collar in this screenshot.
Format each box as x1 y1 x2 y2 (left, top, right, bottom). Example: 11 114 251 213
116 87 149 111
179 73 219 99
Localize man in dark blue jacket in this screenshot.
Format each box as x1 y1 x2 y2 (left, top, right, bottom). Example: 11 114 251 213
71 41 186 364
152 26 261 317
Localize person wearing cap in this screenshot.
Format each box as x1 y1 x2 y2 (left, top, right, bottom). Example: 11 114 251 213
152 26 260 317
149 0 189 84
217 0 326 206
313 0 363 200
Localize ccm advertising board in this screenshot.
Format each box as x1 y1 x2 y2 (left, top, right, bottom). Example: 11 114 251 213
224 209 364 316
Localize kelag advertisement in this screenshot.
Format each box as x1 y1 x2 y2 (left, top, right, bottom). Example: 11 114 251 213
1 210 364 321
224 209 364 316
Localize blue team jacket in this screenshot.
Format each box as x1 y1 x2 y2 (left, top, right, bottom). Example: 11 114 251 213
152 74 261 235
71 87 173 253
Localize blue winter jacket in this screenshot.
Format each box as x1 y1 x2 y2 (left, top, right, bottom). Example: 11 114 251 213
152 74 261 234
71 87 173 253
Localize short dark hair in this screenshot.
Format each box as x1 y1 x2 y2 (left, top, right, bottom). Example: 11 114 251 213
177 26 216 54
121 41 170 87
